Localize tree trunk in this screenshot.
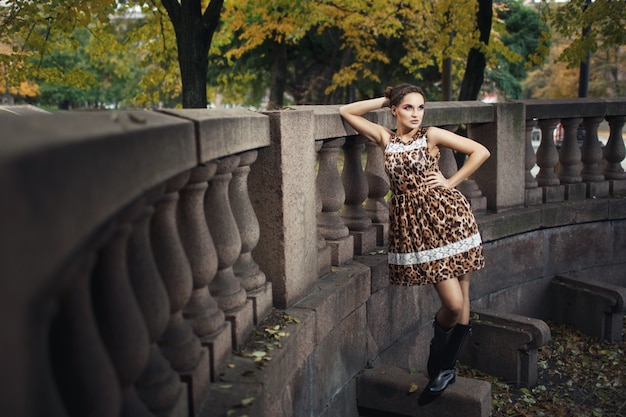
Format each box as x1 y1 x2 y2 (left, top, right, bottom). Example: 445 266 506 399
268 41 287 110
161 0 224 109
458 0 492 101
176 28 210 109
442 57 452 101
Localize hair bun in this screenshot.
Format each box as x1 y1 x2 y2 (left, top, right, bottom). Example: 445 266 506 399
386 83 425 107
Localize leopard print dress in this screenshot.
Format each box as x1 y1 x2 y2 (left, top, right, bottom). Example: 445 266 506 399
385 127 484 286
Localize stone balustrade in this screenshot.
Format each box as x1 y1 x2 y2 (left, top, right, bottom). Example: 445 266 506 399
1 98 625 417
522 98 626 203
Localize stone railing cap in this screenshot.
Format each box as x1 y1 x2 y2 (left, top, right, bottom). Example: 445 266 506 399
0 110 196 294
520 98 609 119
160 108 270 163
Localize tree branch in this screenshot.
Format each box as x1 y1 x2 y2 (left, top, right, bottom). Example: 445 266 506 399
202 0 224 35
160 0 181 24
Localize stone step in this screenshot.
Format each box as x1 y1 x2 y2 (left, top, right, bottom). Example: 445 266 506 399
357 363 491 417
550 274 626 342
459 309 551 387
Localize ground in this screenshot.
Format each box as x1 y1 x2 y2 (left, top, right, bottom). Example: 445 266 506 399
237 311 625 416
459 319 626 417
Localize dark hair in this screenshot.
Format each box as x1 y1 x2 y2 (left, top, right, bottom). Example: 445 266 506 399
384 83 425 108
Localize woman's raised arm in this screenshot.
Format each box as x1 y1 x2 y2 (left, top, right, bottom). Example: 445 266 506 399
339 97 390 149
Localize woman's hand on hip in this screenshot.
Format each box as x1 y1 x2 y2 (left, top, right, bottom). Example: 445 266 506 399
426 171 451 189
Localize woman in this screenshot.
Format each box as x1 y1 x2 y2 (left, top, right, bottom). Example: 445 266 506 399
339 84 490 403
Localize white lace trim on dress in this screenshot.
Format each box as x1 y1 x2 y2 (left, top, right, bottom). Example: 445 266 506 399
385 137 427 153
388 233 482 265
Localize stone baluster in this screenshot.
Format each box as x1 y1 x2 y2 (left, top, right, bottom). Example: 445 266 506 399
439 148 459 179
127 189 188 417
151 172 210 417
315 140 332 276
49 254 121 417
524 119 542 206
317 137 353 265
178 164 232 381
536 118 563 202
231 151 273 324
452 125 487 211
91 215 152 417
364 141 389 246
206 156 253 349
603 115 626 195
581 116 609 198
342 135 376 255
558 118 586 200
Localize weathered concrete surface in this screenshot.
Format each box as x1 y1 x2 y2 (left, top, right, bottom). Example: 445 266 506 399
471 102 526 212
459 309 551 387
471 200 626 318
249 109 319 309
357 363 491 417
550 275 626 341
0 111 197 417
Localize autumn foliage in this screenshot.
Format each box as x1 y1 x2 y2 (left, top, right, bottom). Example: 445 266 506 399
0 0 623 108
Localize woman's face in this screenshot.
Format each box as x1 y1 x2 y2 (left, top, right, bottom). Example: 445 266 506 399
393 92 425 132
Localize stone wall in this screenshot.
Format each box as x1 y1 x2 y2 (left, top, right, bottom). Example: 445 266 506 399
1 98 625 417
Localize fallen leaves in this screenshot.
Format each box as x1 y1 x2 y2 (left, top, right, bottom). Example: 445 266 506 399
236 309 300 369
459 319 626 417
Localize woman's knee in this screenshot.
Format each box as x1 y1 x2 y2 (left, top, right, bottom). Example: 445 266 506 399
445 299 464 317
439 292 464 316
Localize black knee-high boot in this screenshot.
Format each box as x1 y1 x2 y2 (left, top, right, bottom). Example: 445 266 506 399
426 323 471 393
426 319 453 379
419 323 471 405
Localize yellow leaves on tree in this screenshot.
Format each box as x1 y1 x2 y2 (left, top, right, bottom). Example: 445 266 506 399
0 43 39 98
220 0 315 60
323 0 485 94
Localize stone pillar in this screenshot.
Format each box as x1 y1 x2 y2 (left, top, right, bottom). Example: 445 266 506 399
231 150 273 324
603 115 626 195
524 118 542 206
250 110 319 309
91 219 152 417
364 141 389 246
49 255 121 417
535 118 564 202
205 156 253 349
558 118 586 201
151 173 210 417
581 116 609 198
128 189 188 417
469 103 526 212
317 137 354 265
178 164 232 381
342 135 376 255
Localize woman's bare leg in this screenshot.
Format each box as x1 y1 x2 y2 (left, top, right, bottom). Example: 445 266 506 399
457 272 472 324
433 278 463 328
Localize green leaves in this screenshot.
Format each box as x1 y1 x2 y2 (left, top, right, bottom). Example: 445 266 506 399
0 0 179 108
548 0 626 69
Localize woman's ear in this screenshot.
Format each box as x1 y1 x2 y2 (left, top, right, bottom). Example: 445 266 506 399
391 106 396 117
